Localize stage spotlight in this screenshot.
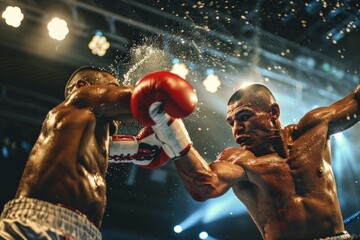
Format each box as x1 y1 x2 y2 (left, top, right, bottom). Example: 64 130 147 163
2 6 24 28
170 61 189 79
88 31 110 57
173 225 183 233
199 231 208 239
47 17 69 41
203 69 221 93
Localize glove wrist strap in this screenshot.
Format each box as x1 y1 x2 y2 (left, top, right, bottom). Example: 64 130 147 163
109 135 139 163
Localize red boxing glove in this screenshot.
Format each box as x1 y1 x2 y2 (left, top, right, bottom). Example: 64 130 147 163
131 71 198 126
108 126 172 168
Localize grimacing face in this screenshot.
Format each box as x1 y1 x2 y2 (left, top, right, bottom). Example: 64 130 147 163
226 98 277 155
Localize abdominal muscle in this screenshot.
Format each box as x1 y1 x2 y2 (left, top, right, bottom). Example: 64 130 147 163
234 177 344 240
16 143 108 227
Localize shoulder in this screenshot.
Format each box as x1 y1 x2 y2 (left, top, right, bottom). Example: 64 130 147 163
291 107 333 136
215 147 255 165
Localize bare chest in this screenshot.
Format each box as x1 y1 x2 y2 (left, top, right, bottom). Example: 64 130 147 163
240 139 332 199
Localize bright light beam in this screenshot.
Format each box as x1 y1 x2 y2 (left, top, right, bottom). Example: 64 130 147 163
332 132 359 206
333 132 343 143
176 191 247 231
176 207 204 231
202 191 246 224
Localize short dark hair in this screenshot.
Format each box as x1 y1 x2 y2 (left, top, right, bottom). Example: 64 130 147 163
64 66 115 98
227 83 277 111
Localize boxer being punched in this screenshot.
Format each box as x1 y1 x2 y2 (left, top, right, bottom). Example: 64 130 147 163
131 83 360 239
0 67 195 239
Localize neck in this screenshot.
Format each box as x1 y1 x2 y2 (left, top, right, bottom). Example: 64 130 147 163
273 127 288 158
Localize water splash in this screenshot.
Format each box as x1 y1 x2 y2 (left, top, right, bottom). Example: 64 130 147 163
122 43 172 86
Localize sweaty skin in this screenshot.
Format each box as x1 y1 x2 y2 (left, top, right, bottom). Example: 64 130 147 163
176 84 360 239
15 72 133 228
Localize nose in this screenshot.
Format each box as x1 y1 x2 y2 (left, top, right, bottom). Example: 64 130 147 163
233 121 245 136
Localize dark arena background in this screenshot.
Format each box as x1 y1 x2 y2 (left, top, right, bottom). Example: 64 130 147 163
0 0 360 239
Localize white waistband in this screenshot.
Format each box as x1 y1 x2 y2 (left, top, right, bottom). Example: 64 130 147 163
0 198 102 240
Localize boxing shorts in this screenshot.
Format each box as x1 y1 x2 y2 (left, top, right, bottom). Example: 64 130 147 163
0 198 101 240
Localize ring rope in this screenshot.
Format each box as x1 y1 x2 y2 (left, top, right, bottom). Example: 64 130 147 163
343 210 360 225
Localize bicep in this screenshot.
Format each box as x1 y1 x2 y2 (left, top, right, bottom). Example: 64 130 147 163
189 161 246 199
296 93 360 136
175 147 247 200
208 161 247 186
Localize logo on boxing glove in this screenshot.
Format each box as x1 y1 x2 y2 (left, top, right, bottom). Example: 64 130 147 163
109 143 159 162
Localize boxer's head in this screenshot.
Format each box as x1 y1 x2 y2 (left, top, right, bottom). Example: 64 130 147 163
226 83 281 155
65 66 121 135
227 83 277 112
64 66 118 99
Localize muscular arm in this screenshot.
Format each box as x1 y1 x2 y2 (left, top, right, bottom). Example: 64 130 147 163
295 84 360 137
175 147 247 202
66 84 134 121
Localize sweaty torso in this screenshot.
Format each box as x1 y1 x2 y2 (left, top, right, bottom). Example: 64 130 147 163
231 122 344 239
15 102 109 228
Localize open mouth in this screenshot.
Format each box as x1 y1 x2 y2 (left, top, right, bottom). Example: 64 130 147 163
236 135 249 146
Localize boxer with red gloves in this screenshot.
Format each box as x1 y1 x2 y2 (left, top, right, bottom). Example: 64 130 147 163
130 71 198 159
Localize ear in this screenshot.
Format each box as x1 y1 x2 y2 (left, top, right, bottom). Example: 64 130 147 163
270 103 280 120
76 79 90 89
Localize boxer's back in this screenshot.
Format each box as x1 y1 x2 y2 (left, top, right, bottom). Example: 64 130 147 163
15 98 108 227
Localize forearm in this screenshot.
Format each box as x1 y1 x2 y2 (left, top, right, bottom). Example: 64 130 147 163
101 87 133 120
175 147 212 176
67 84 135 123
175 147 224 201
328 85 360 134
